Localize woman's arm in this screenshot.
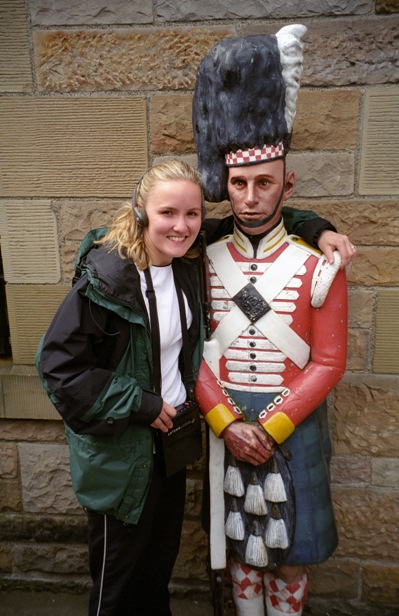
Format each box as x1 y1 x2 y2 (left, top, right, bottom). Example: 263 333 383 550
36 276 162 435
202 208 356 267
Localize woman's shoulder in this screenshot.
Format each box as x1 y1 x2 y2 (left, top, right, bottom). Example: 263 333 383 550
74 232 141 302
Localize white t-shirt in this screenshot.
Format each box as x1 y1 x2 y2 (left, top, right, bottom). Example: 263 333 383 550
140 265 193 408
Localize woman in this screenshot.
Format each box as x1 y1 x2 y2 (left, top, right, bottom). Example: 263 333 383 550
36 159 205 616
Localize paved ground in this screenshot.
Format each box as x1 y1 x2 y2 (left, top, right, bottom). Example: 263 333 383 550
0 591 214 616
1 591 398 615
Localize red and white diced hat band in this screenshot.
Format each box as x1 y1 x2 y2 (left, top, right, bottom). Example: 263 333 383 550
225 143 285 167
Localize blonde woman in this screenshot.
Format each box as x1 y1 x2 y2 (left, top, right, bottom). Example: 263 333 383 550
37 160 205 616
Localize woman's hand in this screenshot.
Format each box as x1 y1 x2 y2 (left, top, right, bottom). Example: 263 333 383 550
317 230 357 269
151 401 177 433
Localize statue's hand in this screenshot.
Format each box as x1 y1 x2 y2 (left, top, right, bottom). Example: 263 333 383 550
222 422 274 466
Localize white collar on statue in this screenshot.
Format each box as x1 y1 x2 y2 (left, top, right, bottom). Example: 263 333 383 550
232 218 287 259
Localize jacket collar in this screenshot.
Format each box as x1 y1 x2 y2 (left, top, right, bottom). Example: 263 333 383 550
232 218 287 258
81 244 200 342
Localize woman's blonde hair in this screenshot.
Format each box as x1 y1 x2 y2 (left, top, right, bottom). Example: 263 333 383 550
97 159 203 270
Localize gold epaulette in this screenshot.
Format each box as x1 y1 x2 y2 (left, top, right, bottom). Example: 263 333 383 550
287 235 323 258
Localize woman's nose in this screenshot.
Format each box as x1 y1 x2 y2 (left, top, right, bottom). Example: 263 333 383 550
173 216 189 230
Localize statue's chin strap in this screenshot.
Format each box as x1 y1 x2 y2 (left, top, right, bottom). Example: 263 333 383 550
230 157 286 230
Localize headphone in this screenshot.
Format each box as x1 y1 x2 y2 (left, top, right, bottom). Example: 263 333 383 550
132 169 206 227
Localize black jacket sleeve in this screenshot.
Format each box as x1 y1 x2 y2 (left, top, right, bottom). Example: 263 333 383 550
37 276 162 435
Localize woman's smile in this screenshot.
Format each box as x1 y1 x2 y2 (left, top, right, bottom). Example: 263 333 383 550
144 179 203 266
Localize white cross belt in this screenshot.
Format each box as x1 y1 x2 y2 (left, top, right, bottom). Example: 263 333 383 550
205 242 310 370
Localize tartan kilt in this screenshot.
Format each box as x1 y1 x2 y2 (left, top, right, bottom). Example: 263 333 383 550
226 390 338 567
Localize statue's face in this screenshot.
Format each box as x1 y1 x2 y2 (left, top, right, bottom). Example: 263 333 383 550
227 159 295 236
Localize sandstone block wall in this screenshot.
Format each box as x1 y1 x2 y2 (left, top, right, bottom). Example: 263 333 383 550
0 0 398 612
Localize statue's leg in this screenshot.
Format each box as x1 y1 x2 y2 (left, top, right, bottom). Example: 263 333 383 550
263 571 308 615
230 560 265 615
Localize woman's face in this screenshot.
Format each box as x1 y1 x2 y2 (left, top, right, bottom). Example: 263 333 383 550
143 179 203 266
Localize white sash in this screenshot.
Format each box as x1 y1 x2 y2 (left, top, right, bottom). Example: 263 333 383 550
209 430 227 569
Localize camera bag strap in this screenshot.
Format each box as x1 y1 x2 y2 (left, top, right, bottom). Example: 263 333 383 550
144 267 162 395
144 266 202 477
143 266 193 396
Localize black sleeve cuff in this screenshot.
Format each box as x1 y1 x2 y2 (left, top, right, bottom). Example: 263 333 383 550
298 218 337 248
131 389 163 425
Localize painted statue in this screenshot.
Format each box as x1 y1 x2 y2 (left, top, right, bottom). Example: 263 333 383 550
193 25 348 616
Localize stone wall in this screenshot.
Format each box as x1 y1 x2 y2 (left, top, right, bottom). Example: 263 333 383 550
0 0 398 612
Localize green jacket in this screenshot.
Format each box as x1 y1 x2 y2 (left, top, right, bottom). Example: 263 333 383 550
37 229 203 524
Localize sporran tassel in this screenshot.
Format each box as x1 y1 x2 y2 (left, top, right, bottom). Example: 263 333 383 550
244 472 268 515
225 499 245 541
245 521 268 568
264 459 287 503
265 517 289 549
224 457 245 497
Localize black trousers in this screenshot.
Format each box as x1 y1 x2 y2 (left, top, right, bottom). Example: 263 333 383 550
87 457 187 616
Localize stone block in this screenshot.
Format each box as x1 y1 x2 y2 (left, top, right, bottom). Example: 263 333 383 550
308 560 359 599
289 199 399 247
185 476 203 518
0 543 12 573
0 480 22 512
0 378 4 418
347 288 374 329
333 486 399 561
330 455 370 485
157 0 373 21
0 0 32 92
376 0 399 11
0 202 60 284
59 200 122 241
2 372 60 420
173 518 208 580
363 564 399 605
59 200 123 280
13 543 88 575
287 152 354 197
303 18 399 87
150 94 195 154
244 17 399 86
30 0 153 25
293 90 359 150
153 154 200 173
372 458 399 489
19 442 80 515
0 419 65 443
346 328 369 371
373 289 399 374
359 88 399 196
0 443 18 479
0 513 86 542
347 248 399 286
5 285 69 365
34 28 232 93
205 200 231 220
61 242 80 283
0 97 147 197
333 374 399 456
